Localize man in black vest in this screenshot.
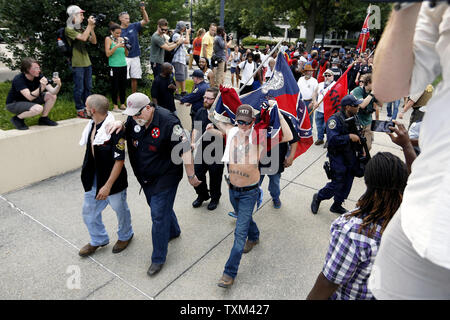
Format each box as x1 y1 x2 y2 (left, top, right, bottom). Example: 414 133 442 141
79 94 134 257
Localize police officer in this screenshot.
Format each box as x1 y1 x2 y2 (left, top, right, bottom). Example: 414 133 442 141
180 69 210 130
108 92 200 276
311 94 364 215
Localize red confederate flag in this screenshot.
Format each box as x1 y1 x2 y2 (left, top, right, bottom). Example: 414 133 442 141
356 8 371 54
323 66 351 123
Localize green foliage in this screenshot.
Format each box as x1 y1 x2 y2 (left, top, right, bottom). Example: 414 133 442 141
0 0 187 96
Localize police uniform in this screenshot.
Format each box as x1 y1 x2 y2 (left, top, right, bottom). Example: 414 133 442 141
180 79 209 129
125 106 190 266
316 110 361 213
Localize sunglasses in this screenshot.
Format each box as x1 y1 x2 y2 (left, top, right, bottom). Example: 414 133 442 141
324 74 333 77
134 106 146 117
160 27 168 32
237 120 252 125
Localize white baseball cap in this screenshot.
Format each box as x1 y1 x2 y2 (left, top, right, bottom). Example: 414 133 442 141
123 93 151 116
67 5 85 16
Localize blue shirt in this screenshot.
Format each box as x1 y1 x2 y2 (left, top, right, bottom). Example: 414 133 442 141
180 81 210 114
121 22 142 58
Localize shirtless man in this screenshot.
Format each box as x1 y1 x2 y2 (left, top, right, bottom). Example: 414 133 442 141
208 103 293 288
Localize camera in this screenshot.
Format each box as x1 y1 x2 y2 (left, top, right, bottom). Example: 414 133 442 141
228 33 233 40
186 23 190 30
92 13 106 24
371 120 395 133
122 37 132 51
46 77 54 85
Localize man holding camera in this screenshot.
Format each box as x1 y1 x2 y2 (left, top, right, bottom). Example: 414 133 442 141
351 74 380 151
311 95 365 215
65 5 97 119
6 58 61 130
119 2 149 94
171 21 190 99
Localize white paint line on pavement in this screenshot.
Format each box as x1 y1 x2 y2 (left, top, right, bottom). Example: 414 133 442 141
0 195 154 300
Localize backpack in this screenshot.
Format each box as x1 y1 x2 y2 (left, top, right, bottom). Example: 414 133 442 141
164 33 182 63
56 27 72 58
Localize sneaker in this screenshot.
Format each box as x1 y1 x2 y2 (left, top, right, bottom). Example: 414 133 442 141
228 211 238 219
38 116 58 126
77 109 89 119
174 93 182 101
311 193 321 214
10 116 28 130
180 91 187 97
273 198 282 209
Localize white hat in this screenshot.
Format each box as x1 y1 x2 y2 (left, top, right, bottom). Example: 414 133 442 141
67 5 85 16
123 93 151 116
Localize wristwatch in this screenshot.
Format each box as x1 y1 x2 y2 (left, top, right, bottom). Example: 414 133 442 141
188 174 195 180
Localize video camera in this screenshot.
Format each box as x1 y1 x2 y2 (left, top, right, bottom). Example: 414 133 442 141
92 13 106 24
345 115 371 164
121 37 132 51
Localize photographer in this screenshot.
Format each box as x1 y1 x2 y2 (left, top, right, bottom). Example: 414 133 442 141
351 73 380 151
119 2 150 94
171 21 190 99
212 26 232 87
311 95 365 215
105 23 129 112
6 58 61 130
65 5 97 119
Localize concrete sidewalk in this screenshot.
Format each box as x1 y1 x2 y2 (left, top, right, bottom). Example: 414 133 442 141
0 70 407 300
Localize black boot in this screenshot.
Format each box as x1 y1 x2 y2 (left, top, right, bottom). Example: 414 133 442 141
311 193 321 214
330 202 347 215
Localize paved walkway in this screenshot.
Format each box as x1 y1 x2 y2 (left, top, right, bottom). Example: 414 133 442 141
0 66 408 300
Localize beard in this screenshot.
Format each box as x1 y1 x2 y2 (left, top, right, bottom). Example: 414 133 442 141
135 118 148 127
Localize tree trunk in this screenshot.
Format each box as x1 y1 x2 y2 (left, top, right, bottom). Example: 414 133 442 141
305 2 317 51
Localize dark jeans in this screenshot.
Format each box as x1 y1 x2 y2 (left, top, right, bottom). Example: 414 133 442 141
239 83 253 95
111 66 127 105
73 66 92 111
224 186 260 279
142 184 181 264
318 164 354 205
194 162 224 201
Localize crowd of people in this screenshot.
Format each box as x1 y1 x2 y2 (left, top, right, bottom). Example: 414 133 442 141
4 2 449 299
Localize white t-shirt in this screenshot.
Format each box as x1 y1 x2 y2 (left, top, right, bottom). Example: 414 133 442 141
297 76 318 101
230 52 241 68
316 81 335 112
238 60 256 86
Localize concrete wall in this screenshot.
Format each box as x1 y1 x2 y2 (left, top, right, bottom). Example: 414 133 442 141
0 114 126 194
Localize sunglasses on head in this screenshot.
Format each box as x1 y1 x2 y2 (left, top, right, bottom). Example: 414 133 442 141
237 120 252 125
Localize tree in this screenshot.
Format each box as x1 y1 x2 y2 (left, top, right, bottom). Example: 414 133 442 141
0 0 187 94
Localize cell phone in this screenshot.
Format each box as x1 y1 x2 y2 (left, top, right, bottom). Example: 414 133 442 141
371 120 394 133
53 72 59 79
139 1 145 7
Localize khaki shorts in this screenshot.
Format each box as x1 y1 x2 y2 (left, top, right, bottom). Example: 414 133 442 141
126 56 142 79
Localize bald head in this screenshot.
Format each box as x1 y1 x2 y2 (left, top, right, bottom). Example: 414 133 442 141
86 94 109 115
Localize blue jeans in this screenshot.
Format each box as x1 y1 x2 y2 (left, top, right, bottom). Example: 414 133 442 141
387 99 400 120
73 66 93 111
259 173 281 200
304 100 314 131
315 111 325 141
82 176 133 246
224 186 260 279
142 184 181 264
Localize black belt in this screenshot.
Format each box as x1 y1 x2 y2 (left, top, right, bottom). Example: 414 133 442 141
304 99 312 102
229 183 259 192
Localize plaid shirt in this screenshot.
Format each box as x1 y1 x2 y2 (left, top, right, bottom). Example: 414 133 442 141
322 211 383 300
171 33 186 65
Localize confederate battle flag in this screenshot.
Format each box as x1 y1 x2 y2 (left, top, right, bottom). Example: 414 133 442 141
213 52 313 160
356 8 371 54
323 66 351 123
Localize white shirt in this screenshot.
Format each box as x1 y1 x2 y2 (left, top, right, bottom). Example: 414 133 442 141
316 81 335 113
400 2 450 270
238 60 256 86
297 76 318 101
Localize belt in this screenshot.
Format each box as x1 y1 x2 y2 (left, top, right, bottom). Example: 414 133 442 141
229 183 259 192
303 99 312 102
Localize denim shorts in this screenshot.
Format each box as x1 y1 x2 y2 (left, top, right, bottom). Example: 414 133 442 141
230 67 236 74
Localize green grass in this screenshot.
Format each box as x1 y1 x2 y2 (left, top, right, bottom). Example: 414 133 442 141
1 78 194 130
